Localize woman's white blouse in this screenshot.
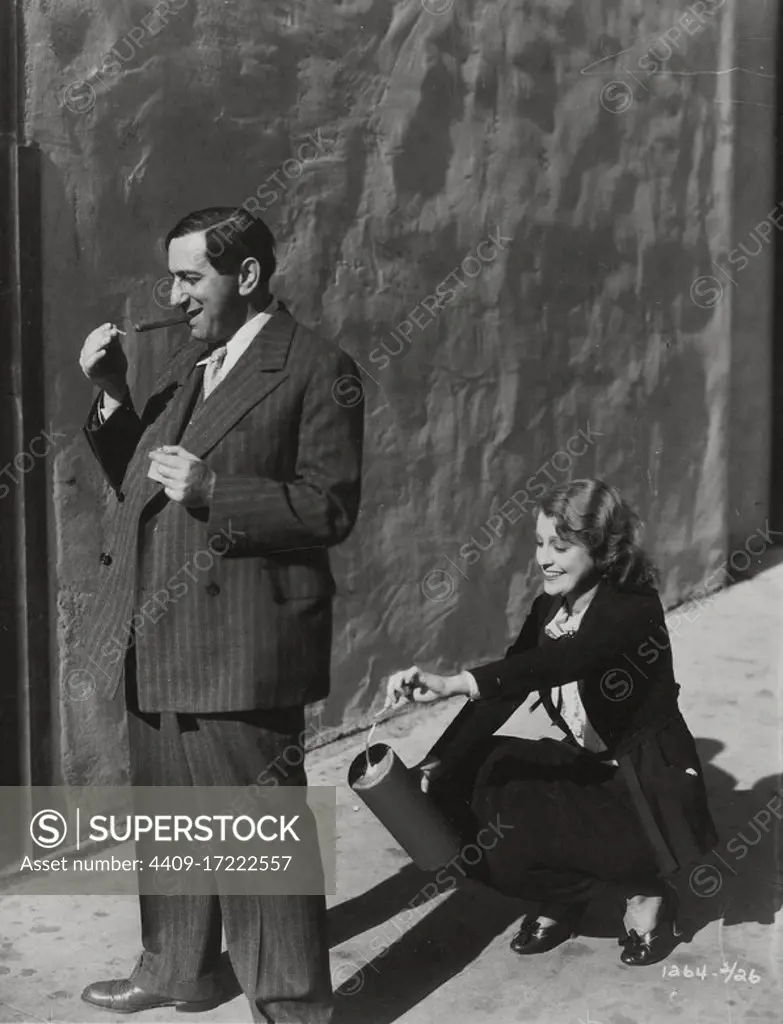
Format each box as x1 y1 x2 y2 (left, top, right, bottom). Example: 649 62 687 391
543 589 609 754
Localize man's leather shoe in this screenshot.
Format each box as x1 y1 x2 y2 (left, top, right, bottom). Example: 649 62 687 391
81 977 225 1014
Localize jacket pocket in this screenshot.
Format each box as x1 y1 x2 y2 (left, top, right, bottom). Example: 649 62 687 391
657 720 701 776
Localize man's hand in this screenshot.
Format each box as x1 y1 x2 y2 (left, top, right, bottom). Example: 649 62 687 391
79 323 129 402
384 667 472 709
147 445 216 507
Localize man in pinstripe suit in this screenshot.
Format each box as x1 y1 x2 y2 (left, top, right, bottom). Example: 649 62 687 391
77 208 363 1022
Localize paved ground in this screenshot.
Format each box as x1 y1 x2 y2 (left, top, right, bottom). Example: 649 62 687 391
1 560 782 1024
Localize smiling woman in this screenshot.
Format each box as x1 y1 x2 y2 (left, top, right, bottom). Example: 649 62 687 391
537 513 597 595
385 479 717 970
536 479 658 598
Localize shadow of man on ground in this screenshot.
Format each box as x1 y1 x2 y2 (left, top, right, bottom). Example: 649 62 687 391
330 876 526 1024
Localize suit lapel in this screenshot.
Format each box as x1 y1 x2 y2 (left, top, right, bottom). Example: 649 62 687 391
178 309 295 458
139 310 295 511
135 351 207 505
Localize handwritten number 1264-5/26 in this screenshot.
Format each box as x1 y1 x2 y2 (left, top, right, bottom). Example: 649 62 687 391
661 962 761 983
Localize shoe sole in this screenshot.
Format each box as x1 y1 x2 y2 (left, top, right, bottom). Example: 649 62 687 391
80 994 225 1014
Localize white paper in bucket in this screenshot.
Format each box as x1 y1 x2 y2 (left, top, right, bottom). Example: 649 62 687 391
348 743 462 871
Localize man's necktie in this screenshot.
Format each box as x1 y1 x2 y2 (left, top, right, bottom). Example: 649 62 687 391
202 344 228 399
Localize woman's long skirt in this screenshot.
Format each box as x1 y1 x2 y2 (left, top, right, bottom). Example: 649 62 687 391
430 735 660 905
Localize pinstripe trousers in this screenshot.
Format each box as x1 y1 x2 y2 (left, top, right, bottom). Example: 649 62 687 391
123 655 333 1023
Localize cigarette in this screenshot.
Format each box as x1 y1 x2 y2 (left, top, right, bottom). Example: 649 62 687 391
133 316 189 333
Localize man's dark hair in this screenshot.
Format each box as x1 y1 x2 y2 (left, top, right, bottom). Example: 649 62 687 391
165 207 276 287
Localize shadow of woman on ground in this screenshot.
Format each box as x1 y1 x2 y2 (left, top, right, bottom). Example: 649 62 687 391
328 736 782 1021
673 738 783 936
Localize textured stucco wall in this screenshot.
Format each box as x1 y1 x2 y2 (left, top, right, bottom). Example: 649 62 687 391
20 0 773 783
725 3 776 551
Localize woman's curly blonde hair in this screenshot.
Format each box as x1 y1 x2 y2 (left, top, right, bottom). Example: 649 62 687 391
538 479 658 587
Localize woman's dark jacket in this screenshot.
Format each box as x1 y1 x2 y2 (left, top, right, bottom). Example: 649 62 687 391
427 580 718 876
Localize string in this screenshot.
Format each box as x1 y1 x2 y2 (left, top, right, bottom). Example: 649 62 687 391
365 673 419 774
364 712 384 775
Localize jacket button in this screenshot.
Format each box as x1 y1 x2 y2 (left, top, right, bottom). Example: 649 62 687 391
206 582 220 596
99 552 113 566
116 490 125 503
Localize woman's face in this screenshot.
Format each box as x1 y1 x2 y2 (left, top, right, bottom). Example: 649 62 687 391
535 512 597 598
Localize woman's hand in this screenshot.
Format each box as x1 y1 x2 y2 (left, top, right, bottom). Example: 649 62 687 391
384 667 472 709
415 756 445 794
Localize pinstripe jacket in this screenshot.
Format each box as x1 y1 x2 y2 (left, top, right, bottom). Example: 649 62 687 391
81 308 364 713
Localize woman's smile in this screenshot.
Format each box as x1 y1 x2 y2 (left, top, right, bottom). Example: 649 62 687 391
535 512 596 598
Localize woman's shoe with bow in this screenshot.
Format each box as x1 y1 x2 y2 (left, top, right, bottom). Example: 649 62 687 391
510 904 584 956
619 884 683 966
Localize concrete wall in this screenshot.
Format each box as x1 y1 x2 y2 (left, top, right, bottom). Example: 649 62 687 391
18 0 774 784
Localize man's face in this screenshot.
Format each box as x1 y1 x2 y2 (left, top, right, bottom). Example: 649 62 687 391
168 231 245 343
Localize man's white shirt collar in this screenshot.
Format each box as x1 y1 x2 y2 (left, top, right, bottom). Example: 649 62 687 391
196 305 275 377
